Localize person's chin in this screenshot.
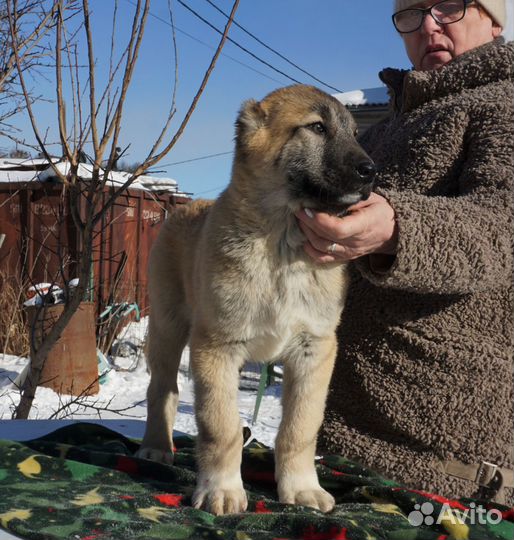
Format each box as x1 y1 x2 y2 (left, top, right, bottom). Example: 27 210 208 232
420 51 452 70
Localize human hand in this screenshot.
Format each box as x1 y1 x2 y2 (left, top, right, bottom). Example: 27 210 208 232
295 192 398 264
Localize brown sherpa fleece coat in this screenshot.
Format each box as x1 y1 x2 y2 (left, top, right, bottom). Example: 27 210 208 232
318 38 513 504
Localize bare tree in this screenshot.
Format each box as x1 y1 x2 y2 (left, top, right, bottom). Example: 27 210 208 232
6 0 240 419
0 0 69 148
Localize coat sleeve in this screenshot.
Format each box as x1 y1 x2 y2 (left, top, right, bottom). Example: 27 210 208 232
356 100 513 295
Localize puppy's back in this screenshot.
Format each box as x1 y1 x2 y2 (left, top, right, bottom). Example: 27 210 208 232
154 198 213 255
149 199 214 316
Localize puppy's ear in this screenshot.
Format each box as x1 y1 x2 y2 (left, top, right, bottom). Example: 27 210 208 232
235 99 267 141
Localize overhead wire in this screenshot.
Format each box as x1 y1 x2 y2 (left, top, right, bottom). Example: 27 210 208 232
124 0 341 92
201 0 342 93
121 0 345 186
173 27 286 85
119 0 253 193
193 183 229 196
123 0 287 85
160 150 233 168
175 0 305 86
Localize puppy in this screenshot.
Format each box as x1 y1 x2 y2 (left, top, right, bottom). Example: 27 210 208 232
137 85 375 515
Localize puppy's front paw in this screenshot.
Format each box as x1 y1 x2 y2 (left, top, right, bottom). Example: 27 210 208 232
192 476 248 515
135 447 174 465
278 483 335 513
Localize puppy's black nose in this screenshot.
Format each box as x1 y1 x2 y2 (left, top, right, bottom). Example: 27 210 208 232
356 161 376 179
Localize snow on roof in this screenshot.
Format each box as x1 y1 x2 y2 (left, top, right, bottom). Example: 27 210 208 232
333 86 389 107
0 169 40 182
0 158 56 170
0 159 187 196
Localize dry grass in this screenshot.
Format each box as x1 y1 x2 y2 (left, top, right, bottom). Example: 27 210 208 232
0 270 29 357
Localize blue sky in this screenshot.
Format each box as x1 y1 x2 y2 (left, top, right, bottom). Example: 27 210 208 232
129 0 407 198
6 0 514 198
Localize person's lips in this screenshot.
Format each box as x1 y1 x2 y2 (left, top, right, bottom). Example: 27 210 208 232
421 44 452 68
424 44 451 57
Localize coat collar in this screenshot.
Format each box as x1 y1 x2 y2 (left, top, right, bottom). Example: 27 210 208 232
380 38 513 113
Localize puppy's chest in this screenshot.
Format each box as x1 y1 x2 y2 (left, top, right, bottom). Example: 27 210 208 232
239 262 344 361
262 270 318 320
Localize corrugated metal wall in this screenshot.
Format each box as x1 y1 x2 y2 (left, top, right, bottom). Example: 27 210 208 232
0 181 190 316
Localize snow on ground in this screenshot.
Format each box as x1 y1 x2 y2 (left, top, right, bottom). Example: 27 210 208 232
0 318 282 447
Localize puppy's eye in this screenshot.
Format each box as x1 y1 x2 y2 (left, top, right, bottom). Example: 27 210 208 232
354 128 359 137
306 122 326 135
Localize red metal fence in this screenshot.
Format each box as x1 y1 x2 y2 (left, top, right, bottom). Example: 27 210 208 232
0 181 190 316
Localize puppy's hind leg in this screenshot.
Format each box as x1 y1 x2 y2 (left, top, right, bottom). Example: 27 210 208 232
275 334 337 513
136 311 189 464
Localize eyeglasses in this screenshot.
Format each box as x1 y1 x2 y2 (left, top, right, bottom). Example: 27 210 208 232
392 0 474 33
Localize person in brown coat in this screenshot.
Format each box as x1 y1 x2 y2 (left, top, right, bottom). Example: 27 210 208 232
296 0 513 504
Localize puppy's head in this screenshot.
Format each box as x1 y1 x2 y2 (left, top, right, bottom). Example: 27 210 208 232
234 84 375 215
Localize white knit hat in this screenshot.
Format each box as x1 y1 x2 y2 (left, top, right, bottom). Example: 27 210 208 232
394 0 506 28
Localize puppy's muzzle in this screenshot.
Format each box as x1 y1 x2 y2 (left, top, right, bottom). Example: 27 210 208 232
354 159 376 200
356 160 376 180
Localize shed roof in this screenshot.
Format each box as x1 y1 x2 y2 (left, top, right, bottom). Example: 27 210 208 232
0 157 52 170
334 86 389 107
0 159 187 196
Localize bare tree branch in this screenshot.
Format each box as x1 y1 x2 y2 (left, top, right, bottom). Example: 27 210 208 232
98 0 149 168
99 0 241 221
7 0 240 420
55 1 74 163
6 0 68 182
144 0 179 161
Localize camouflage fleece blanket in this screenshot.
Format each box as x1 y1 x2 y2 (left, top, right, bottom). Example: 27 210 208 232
0 423 512 540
